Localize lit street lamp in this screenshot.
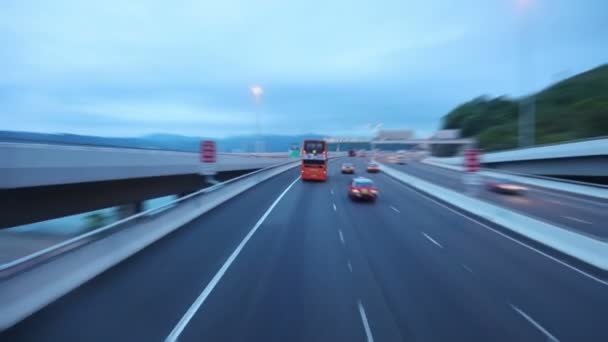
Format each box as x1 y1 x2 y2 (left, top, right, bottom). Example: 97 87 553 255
250 85 264 152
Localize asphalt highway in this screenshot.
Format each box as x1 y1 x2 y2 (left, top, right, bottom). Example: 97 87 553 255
387 160 608 240
2 158 607 341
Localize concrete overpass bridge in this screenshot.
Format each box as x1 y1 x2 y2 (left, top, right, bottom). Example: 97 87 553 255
0 136 606 342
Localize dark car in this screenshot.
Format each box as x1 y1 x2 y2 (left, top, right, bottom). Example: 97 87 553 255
348 177 379 201
348 149 356 157
366 162 380 173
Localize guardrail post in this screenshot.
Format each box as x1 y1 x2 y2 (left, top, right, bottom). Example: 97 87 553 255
117 202 143 219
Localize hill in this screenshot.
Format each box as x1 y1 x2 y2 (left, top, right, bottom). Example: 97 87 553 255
442 64 608 151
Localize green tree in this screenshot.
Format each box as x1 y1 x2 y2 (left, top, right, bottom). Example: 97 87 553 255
441 64 608 151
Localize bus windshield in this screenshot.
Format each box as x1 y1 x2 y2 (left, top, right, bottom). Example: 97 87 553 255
301 140 328 181
303 141 325 154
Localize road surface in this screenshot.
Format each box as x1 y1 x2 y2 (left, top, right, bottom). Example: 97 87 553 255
387 160 608 240
2 158 607 341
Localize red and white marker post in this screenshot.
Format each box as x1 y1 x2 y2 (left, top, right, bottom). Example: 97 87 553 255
200 140 217 176
463 148 482 194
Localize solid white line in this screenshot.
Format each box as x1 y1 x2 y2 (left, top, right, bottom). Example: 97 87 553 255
333 203 337 211
382 174 608 286
339 230 345 244
561 215 592 225
461 264 474 274
347 261 353 272
164 176 301 342
422 232 443 248
389 205 400 213
358 300 375 342
510 304 560 342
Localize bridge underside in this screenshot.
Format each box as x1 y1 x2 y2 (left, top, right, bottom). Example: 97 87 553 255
1 169 254 229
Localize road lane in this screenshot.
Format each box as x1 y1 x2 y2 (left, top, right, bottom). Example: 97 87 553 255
178 159 371 341
1 168 303 342
165 175 302 341
349 158 608 341
389 160 608 239
333 159 536 341
3 156 607 342
411 160 607 208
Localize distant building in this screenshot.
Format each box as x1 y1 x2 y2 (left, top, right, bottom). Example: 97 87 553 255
427 129 475 157
324 137 369 143
430 129 461 140
325 137 370 151
374 130 414 141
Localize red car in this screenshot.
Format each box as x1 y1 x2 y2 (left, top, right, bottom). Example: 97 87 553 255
348 177 379 201
485 177 527 195
366 162 380 173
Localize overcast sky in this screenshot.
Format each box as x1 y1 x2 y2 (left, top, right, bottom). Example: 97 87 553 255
1 0 607 138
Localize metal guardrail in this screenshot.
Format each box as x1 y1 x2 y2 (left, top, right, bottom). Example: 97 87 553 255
0 141 288 158
0 142 293 189
424 157 608 189
0 137 293 159
419 158 608 200
489 135 608 153
483 167 608 190
0 136 297 159
0 159 300 275
480 137 607 163
0 136 203 153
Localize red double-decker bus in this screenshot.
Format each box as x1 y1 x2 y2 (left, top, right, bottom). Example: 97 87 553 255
301 139 328 181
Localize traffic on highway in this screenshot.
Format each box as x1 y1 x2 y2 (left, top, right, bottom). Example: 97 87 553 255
379 156 608 240
2 1 607 341
2 154 607 341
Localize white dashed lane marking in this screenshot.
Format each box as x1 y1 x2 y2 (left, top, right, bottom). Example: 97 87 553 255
422 232 443 249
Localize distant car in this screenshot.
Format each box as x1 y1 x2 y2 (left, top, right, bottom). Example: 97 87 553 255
366 162 380 173
348 177 379 201
348 149 356 157
485 177 526 195
387 156 398 164
359 150 366 157
341 163 355 174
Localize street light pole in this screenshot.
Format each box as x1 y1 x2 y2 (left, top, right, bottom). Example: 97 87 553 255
516 0 535 147
250 85 264 152
369 123 382 160
255 100 260 152
518 96 535 147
